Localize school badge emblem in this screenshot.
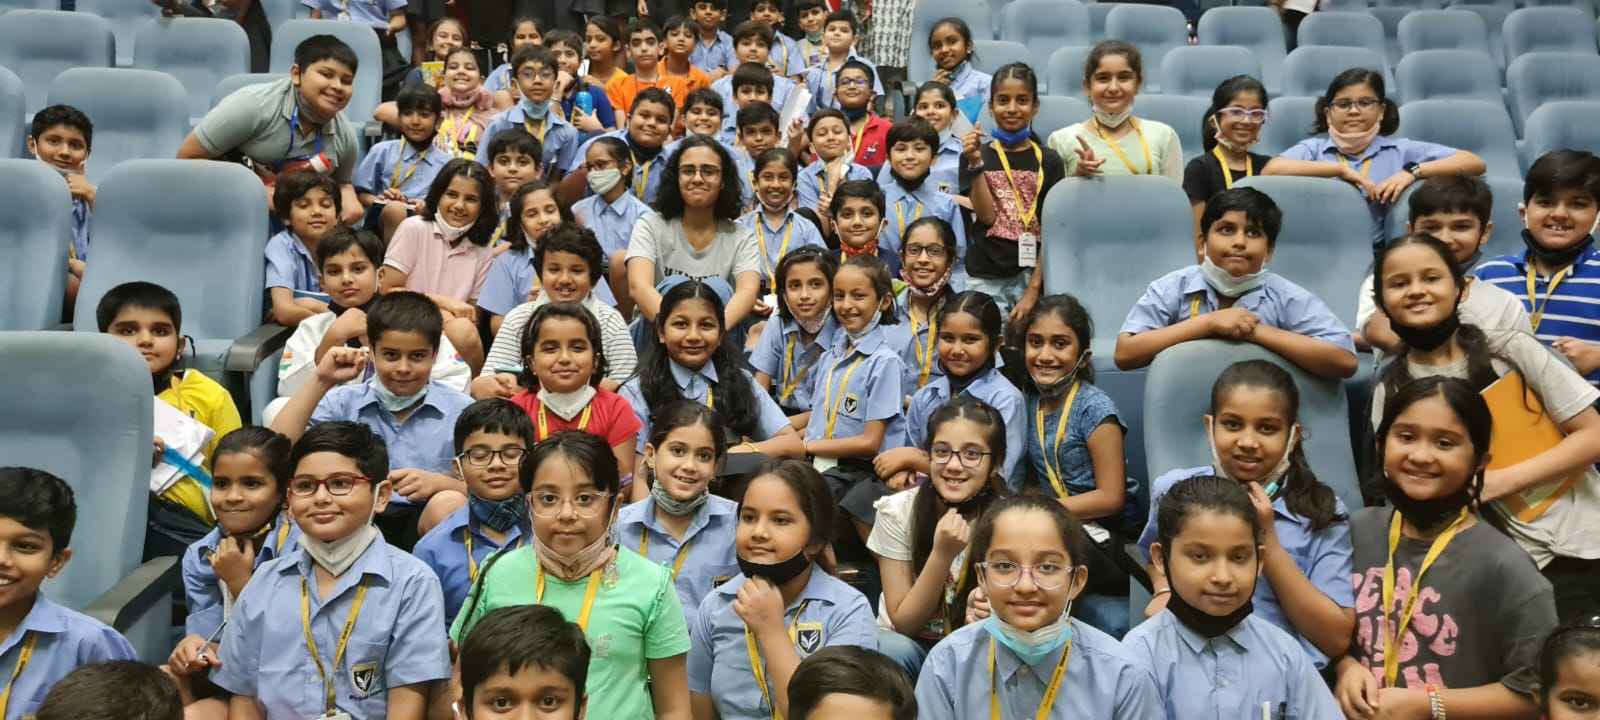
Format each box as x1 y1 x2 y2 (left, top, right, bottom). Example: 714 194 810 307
350 662 379 697
842 394 859 415
794 623 824 654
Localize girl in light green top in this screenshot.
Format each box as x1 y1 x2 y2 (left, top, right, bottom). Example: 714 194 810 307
1046 40 1185 181
451 431 692 720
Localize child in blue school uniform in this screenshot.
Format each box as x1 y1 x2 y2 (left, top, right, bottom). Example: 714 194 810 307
734 105 785 211
0 467 136 720
875 289 1025 493
1138 360 1356 667
619 277 804 460
749 0 806 79
167 428 301 710
477 181 568 337
1115 187 1360 380
916 495 1161 718
355 85 452 242
212 422 451 719
890 214 956 396
788 647 918 720
718 64 779 148
740 149 826 295
486 17 542 99
688 459 879 720
412 399 534 623
752 248 841 416
457 605 590 720
28 105 94 308
802 11 884 115
797 113 874 231
264 171 340 327
568 88 677 205
797 255 907 533
689 0 738 80
573 136 653 310
1125 475 1342 720
713 24 797 111
483 129 544 250
477 46 578 182
616 403 742 622
926 18 990 107
269 291 474 546
879 119 968 286
891 82 964 201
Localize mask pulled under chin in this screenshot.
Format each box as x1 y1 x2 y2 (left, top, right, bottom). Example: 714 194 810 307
1387 304 1461 353
1092 107 1132 130
1198 256 1269 298
1164 579 1255 638
991 126 1032 147
539 385 597 421
738 548 812 585
534 528 616 580
1034 352 1092 399
299 488 384 577
1520 228 1596 270
1208 421 1298 496
650 479 709 516
982 603 1074 666
1383 474 1473 533
521 98 551 119
1328 121 1381 157
435 216 472 245
901 264 953 299
847 311 883 344
372 378 428 413
794 312 827 335
468 492 529 534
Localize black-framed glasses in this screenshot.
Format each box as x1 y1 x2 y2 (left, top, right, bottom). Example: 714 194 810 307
1330 97 1381 112
975 560 1073 589
930 445 991 468
457 447 527 467
287 473 370 497
679 164 723 179
904 244 948 259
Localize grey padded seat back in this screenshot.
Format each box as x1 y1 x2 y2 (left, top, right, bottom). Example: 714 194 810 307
1522 100 1600 173
133 18 252 122
1298 11 1388 59
1161 45 1262 99
971 40 1033 78
0 65 21 157
1236 176 1376 329
1003 0 1091 91
1397 7 1492 55
0 160 69 330
1136 94 1211 162
1281 45 1391 98
74 0 162 67
1259 95 1318 155
1105 4 1190 93
1504 6 1598 64
1398 98 1523 180
0 10 114 116
45 68 189 183
1395 49 1501 104
1507 52 1600 135
212 72 286 109
1046 46 1093 102
1198 7 1287 95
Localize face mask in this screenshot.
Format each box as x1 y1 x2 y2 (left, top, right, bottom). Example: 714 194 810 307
991 126 1032 147
298 486 384 576
1208 421 1299 498
1387 300 1461 353
794 311 826 335
1199 256 1268 298
1034 352 1091 399
435 215 472 244
1161 544 1256 638
738 547 812 585
847 310 882 344
840 236 879 259
893 167 929 192
901 264 953 299
521 98 550 119
533 520 616 580
650 479 709 516
539 385 597 421
840 105 867 122
1328 119 1381 157
587 168 623 195
981 591 1076 666
372 378 427 413
468 492 529 533
1382 471 1473 533
1092 106 1131 129
1521 228 1595 269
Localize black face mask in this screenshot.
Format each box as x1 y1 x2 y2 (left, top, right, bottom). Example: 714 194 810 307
1160 546 1256 638
1383 473 1474 533
892 167 929 192
1522 228 1595 269
738 548 811 585
1391 310 1460 353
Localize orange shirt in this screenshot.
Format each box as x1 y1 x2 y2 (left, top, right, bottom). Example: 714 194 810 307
665 64 712 96
607 72 696 116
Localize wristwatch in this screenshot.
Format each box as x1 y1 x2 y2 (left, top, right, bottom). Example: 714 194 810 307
1403 161 1423 179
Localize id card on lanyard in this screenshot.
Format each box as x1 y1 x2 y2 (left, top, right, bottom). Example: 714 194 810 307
278 105 332 178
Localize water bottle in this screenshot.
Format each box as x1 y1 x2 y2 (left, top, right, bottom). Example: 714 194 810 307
575 90 594 117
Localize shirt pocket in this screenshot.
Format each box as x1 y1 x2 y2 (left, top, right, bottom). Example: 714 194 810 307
344 638 391 704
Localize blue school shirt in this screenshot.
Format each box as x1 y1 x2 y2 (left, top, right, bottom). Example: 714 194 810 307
802 53 885 114
891 286 947 394
70 200 90 262
1137 466 1356 668
617 360 792 453
711 75 797 115
1124 611 1343 720
795 159 872 214
1280 134 1457 245
477 104 580 176
1475 243 1600 386
687 570 878 719
476 246 535 318
737 209 826 289
877 132 964 198
485 63 513 94
803 325 907 452
569 131 669 204
946 63 993 104
310 379 474 496
690 30 738 73
904 367 1026 482
1120 266 1356 355
211 536 452 719
1024 388 1141 526
750 314 842 414
411 505 529 622
615 495 741 623
263 230 320 293
354 138 452 200
181 513 301 638
0 596 135 720
914 619 1162 720
771 34 807 78
880 181 968 286
301 0 405 28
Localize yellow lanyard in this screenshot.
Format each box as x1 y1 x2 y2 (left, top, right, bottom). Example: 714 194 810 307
638 532 694 579
910 309 937 389
1035 383 1081 501
704 384 715 410
778 335 817 404
1526 264 1574 333
299 577 370 716
747 600 811 720
1189 293 1206 320
1213 145 1253 189
1337 154 1372 179
524 118 548 143
534 560 604 632
537 403 593 441
1380 508 1468 688
275 518 292 553
895 199 924 238
1091 118 1152 175
463 532 521 584
389 148 426 190
0 633 37 720
759 215 796 290
851 116 871 159
631 150 652 201
989 635 1072 720
822 353 867 438
992 140 1044 227
442 109 479 157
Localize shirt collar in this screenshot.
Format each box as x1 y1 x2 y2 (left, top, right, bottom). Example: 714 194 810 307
601 191 641 216
641 494 734 541
1178 265 1273 309
509 104 572 129
1318 134 1397 163
357 378 447 415
670 360 718 389
5 597 68 651
994 622 1075 681
281 532 395 590
835 324 887 354
1170 610 1252 654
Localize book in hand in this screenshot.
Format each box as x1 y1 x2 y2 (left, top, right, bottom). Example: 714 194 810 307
1481 370 1582 522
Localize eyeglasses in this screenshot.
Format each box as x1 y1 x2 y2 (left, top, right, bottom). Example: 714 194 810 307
976 560 1073 589
287 473 370 497
903 244 948 259
457 447 527 467
837 77 870 89
529 491 612 518
1330 97 1381 112
679 164 723 179
517 68 557 82
1217 106 1269 123
930 445 991 468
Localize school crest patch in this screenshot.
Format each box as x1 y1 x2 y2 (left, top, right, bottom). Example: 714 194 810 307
842 393 859 416
794 622 824 655
350 662 379 697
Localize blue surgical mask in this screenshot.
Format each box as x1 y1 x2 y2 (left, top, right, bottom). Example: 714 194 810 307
991 126 1032 147
371 378 427 413
521 98 550 119
982 608 1073 666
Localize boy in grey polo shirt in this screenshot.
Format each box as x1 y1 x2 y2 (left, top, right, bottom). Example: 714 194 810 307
179 35 365 225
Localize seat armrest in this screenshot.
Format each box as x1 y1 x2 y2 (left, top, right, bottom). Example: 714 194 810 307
225 323 292 373
84 556 181 634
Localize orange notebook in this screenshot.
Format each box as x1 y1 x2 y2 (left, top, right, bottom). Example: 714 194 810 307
1482 371 1582 522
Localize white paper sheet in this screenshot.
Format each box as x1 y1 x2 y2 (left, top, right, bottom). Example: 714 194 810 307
151 397 214 495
